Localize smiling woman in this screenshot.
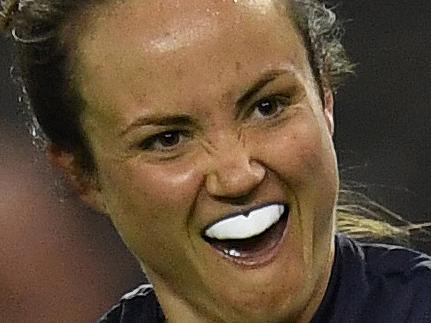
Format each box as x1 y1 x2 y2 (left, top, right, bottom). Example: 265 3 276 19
1 0 431 323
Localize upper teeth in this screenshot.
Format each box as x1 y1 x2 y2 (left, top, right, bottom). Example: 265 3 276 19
204 204 285 240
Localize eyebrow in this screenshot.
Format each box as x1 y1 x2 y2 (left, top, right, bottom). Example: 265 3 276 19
120 115 195 137
236 69 289 107
120 69 291 136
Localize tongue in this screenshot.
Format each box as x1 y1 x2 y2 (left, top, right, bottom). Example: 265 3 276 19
206 214 288 258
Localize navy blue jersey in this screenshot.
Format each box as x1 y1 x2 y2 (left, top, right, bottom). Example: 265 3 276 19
97 234 431 322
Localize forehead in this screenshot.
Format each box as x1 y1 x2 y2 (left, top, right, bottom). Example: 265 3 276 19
75 0 309 120
79 0 292 50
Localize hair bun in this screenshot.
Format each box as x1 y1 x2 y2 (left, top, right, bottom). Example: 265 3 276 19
0 0 19 32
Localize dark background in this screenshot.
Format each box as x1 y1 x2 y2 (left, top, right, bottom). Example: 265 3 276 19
1 1 430 322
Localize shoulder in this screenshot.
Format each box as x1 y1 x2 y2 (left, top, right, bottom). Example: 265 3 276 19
337 233 431 278
336 234 431 322
358 238 431 305
97 284 164 323
358 238 431 280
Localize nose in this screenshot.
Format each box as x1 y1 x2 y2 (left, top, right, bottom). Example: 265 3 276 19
205 149 266 199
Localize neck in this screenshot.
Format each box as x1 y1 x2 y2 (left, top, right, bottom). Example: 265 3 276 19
144 270 223 323
143 238 336 323
294 237 335 323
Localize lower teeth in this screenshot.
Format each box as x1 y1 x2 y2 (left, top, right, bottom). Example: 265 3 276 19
209 211 289 259
224 249 241 257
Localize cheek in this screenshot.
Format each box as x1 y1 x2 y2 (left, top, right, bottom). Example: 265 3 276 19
103 159 201 208
97 158 203 251
253 112 338 267
250 110 339 236
254 115 337 189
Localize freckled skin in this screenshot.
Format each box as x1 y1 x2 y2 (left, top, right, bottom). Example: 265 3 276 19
70 0 338 322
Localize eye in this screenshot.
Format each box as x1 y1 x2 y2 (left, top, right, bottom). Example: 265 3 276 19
139 130 189 151
250 96 291 120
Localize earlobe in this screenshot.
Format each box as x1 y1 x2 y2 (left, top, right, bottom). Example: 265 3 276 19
47 144 108 215
323 88 335 136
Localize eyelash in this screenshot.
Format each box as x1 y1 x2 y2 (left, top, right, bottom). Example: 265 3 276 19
139 130 191 152
247 95 292 121
138 95 292 152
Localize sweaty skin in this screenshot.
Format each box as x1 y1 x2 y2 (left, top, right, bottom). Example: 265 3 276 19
59 0 338 322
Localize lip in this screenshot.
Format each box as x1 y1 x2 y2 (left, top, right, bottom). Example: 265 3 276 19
202 203 290 269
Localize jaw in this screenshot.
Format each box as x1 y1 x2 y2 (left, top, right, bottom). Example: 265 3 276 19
140 200 335 323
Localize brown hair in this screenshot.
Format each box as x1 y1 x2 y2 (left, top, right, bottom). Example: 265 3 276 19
0 0 354 171
2 0 424 242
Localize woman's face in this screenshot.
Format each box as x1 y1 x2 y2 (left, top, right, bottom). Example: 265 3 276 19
73 0 338 321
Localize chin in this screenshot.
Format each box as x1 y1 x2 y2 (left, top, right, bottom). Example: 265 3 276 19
189 207 330 322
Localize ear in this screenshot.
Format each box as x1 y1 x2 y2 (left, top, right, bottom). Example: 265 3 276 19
322 87 335 136
47 144 108 215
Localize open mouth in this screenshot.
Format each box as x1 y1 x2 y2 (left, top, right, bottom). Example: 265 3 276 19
202 203 289 268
